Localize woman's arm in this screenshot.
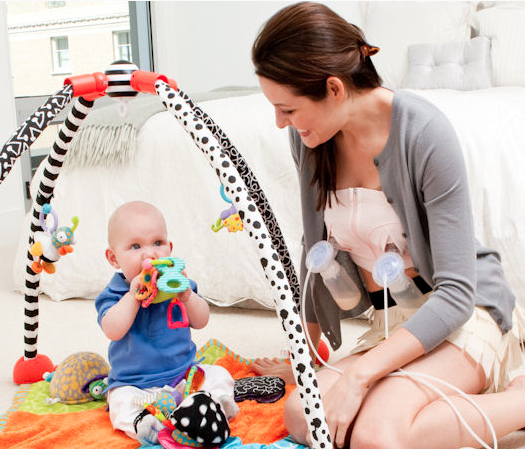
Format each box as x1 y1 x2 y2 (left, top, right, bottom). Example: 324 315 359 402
399 112 477 353
347 327 424 387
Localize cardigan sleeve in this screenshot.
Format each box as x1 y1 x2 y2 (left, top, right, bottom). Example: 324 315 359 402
401 112 477 352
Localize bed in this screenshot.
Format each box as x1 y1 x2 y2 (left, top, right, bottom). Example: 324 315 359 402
12 1 525 314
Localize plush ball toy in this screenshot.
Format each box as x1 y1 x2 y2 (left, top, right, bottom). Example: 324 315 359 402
46 352 109 405
169 391 230 447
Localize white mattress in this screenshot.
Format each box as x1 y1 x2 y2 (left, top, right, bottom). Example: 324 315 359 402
14 88 525 311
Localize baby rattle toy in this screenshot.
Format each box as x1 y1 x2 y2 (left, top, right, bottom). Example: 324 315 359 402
30 203 79 274
134 257 191 329
211 185 243 233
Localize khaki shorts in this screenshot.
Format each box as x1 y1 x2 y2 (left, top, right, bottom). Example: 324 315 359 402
350 296 525 393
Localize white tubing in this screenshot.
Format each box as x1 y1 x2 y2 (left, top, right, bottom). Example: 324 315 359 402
302 264 497 448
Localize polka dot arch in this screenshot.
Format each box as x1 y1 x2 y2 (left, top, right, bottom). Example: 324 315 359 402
155 81 331 449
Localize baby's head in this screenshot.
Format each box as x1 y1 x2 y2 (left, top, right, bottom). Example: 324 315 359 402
105 201 172 282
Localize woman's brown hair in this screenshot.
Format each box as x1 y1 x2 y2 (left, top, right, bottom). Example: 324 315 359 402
252 1 382 210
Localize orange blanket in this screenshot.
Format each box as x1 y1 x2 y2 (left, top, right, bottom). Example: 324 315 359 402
0 353 294 448
216 354 295 444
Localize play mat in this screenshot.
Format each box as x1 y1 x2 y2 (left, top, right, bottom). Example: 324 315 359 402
0 339 308 449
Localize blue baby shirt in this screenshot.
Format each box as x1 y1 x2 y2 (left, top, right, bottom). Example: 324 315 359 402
95 272 197 390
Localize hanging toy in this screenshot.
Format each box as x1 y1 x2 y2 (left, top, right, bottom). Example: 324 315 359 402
29 203 79 274
105 60 139 117
211 185 243 233
134 257 191 329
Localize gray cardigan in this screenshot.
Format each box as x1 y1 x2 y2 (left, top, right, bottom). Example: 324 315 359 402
291 89 515 353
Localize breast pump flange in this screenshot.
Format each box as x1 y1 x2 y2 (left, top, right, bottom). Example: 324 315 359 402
372 251 427 309
305 240 361 311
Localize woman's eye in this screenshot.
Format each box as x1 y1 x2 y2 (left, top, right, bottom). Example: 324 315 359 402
131 243 140 250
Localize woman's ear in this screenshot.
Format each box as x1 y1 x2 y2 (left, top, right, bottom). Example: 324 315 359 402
105 248 120 269
326 76 346 100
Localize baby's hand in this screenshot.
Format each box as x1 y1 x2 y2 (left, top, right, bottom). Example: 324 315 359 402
178 287 192 303
129 274 143 300
177 268 191 303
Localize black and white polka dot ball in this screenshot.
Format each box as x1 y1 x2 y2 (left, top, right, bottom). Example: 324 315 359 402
169 391 230 446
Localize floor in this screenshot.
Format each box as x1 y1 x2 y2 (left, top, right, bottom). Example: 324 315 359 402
2 242 525 448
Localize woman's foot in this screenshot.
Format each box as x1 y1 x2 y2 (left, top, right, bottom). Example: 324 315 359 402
252 357 296 384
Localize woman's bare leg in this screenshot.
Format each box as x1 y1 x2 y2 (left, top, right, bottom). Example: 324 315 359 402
284 341 525 449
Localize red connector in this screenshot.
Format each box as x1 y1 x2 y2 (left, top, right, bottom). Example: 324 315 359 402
64 72 108 100
130 70 178 95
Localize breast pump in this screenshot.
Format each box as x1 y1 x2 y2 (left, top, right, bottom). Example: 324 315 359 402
302 240 497 449
372 246 428 310
305 240 361 311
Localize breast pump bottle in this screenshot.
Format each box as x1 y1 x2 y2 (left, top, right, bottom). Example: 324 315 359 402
305 240 361 310
371 248 427 309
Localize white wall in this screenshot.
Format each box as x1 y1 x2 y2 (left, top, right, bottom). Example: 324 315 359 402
151 1 362 93
0 3 25 248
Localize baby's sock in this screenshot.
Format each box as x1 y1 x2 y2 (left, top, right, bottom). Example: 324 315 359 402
135 413 164 446
217 394 239 420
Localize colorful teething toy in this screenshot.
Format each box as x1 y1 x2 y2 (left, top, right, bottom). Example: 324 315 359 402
211 185 243 233
135 257 191 329
29 203 79 274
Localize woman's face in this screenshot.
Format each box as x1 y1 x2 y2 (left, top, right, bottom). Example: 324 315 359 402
258 76 342 148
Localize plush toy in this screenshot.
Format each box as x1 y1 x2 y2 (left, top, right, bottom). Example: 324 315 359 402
211 185 243 233
234 375 286 403
135 366 229 447
44 351 109 405
140 390 230 447
30 203 79 274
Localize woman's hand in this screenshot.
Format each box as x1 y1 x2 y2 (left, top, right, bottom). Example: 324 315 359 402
322 370 369 448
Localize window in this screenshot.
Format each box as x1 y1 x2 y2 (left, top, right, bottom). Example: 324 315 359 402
47 1 66 8
113 30 132 62
51 36 70 73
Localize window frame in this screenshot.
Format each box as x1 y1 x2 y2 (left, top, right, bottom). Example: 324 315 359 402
50 36 71 75
113 30 132 61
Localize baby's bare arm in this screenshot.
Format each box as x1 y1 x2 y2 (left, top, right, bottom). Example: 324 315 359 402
179 288 210 329
100 276 141 340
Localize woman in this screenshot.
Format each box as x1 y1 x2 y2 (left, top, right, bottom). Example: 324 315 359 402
251 2 525 448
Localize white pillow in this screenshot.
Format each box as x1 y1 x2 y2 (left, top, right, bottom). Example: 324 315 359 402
361 1 474 89
405 36 493 90
475 6 525 86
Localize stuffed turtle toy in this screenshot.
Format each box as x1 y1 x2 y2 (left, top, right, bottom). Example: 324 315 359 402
46 351 110 405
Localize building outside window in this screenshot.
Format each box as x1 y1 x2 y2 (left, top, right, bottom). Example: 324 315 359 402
47 1 66 8
113 30 132 61
51 36 70 73
6 1 135 209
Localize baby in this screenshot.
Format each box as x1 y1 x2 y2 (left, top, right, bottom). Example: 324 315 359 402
95 201 238 445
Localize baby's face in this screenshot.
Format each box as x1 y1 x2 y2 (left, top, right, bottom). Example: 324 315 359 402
108 210 171 282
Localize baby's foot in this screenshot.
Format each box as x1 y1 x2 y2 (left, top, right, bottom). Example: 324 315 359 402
217 394 239 420
135 413 164 446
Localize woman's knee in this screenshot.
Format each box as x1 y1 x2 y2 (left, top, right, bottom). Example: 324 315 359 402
283 390 309 444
